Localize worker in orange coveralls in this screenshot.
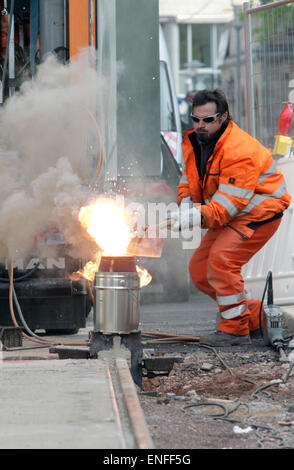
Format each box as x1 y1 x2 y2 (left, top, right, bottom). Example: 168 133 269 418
163 89 291 346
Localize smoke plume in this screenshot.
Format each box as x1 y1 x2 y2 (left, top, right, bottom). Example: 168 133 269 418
0 50 105 262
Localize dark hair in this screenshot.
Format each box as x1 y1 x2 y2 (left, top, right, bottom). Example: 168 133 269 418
192 89 231 120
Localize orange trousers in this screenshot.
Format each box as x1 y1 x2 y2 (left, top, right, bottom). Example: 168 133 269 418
189 219 281 336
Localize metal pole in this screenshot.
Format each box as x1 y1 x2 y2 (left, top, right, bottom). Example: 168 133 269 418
233 5 242 126
211 23 218 88
243 2 256 137
8 8 15 96
246 0 294 14
236 23 241 126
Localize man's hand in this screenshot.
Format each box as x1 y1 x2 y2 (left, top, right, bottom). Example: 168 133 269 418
159 204 201 231
159 215 179 230
178 205 201 230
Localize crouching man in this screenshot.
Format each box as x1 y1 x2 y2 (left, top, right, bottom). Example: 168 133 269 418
163 89 291 346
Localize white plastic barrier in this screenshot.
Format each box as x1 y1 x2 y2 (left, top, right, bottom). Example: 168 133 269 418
243 156 294 305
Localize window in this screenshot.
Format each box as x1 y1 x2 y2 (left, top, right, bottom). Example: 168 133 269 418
179 24 187 69
192 24 211 67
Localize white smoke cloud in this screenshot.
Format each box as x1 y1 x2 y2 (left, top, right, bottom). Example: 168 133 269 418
0 50 106 262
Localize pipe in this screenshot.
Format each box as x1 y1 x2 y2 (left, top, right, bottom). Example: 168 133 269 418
142 331 200 342
142 336 200 343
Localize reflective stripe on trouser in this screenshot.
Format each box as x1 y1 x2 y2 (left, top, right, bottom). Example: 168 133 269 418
188 218 281 335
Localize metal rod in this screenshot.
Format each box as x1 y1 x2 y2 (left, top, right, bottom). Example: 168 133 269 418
1 344 50 351
245 0 294 15
8 8 15 96
243 2 251 134
243 2 256 137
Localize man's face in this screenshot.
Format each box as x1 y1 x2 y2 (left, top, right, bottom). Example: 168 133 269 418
192 101 228 143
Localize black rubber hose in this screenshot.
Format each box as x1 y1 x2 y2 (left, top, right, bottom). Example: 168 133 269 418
258 271 272 336
12 284 51 342
182 402 229 418
0 262 40 282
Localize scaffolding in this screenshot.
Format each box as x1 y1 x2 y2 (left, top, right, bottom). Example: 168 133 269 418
242 1 294 305
243 0 294 148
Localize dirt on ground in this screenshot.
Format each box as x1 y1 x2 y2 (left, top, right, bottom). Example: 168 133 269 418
138 342 294 449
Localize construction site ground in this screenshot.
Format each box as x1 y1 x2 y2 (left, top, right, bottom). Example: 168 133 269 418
139 292 294 450
0 291 293 452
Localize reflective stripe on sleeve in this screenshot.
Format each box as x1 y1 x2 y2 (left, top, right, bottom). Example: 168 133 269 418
236 180 287 217
236 194 267 216
271 180 287 198
257 161 277 185
211 192 239 217
218 184 254 200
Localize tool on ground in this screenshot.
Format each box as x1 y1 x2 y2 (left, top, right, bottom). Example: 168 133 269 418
261 271 290 361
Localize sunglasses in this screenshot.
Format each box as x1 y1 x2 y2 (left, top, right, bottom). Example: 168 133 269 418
190 112 220 123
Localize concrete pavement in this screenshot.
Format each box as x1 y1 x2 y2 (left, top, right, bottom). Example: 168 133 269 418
0 358 126 449
0 347 154 449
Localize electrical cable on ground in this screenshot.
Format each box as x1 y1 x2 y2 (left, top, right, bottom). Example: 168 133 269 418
199 343 235 377
182 392 293 448
251 380 282 399
182 401 229 418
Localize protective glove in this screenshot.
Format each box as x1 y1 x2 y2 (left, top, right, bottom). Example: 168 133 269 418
159 202 201 231
178 205 201 230
126 202 146 237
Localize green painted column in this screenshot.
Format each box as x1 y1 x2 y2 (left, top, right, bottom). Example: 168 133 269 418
115 0 160 178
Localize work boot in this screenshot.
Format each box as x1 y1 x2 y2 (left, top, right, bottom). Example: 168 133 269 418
199 331 251 347
250 329 263 339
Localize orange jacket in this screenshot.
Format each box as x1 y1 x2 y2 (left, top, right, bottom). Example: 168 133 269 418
177 120 291 239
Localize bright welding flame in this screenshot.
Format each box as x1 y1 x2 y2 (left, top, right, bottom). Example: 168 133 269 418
78 197 131 256
75 260 152 288
77 197 152 288
136 265 152 288
76 260 99 281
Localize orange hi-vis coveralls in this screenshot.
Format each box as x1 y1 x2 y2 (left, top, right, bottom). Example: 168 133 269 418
178 120 291 336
